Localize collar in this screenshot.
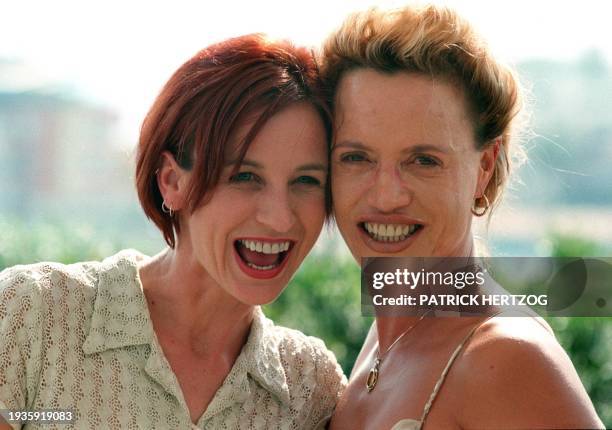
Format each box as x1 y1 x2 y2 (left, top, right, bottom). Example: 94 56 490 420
82 250 291 406
198 307 291 423
82 249 154 355
242 307 291 404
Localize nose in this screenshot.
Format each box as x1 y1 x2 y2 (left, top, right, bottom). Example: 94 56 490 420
255 187 296 233
365 164 412 212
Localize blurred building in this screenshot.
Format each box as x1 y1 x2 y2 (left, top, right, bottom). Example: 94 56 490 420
0 59 135 222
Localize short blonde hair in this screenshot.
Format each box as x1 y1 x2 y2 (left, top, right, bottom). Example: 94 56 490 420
321 4 524 214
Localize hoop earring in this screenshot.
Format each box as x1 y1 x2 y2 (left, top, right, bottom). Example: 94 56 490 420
471 194 490 217
161 201 174 217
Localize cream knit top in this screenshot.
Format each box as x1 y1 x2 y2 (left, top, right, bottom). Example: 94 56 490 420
0 250 346 429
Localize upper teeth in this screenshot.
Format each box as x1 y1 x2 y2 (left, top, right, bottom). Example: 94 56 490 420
240 240 291 254
364 222 418 241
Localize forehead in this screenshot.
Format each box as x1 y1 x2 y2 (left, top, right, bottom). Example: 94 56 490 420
225 102 327 163
334 69 475 151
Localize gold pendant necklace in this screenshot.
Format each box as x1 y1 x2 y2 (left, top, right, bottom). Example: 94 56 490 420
366 310 431 392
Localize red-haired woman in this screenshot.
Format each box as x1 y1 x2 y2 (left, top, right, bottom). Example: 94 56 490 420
0 34 345 429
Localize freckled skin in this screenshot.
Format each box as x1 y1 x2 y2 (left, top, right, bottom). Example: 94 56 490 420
332 69 493 259
329 69 604 430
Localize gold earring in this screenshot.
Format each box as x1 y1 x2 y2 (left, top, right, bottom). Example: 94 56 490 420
471 194 490 217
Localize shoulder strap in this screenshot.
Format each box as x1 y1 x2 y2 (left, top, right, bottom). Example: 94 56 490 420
418 312 502 424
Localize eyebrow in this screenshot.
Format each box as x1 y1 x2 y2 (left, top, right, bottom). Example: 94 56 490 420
332 141 368 151
401 144 449 155
333 140 449 154
296 163 327 172
224 158 262 168
224 158 327 172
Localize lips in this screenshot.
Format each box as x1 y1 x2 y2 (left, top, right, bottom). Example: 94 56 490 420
233 238 294 279
355 219 424 253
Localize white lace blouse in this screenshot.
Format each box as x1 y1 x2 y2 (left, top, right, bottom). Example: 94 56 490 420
0 250 346 429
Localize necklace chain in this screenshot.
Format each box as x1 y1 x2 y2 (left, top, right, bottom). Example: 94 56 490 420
377 310 431 360
366 310 431 392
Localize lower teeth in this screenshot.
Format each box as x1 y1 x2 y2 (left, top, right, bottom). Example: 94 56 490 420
369 231 417 242
372 235 405 242
247 262 277 270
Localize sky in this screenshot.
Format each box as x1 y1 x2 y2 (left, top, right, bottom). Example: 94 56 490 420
2 0 611 145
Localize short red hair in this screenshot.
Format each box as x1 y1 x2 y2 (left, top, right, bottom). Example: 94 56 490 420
136 34 331 248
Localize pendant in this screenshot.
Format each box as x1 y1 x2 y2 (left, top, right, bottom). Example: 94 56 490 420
366 358 381 392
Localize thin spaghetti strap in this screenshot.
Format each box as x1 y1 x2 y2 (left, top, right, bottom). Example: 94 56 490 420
516 309 555 335
418 312 504 425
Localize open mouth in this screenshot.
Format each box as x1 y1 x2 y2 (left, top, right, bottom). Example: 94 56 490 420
360 222 423 243
234 239 293 272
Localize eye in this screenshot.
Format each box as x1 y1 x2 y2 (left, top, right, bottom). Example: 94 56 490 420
339 152 368 163
413 155 441 167
229 171 260 183
293 175 322 186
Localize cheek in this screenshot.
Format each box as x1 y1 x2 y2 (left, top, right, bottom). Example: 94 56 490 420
331 170 359 215
184 213 220 274
300 194 326 234
192 194 249 249
330 192 351 234
418 164 479 211
411 183 471 249
421 186 470 218
455 155 483 195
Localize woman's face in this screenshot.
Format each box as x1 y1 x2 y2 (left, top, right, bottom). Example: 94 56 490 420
179 102 328 305
332 69 496 260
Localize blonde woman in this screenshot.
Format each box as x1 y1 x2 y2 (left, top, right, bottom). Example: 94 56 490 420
321 5 604 430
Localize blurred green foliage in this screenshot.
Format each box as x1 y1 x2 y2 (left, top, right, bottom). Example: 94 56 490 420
1 218 610 426
548 233 606 258
273 233 612 426
264 250 371 374
543 233 612 425
0 217 130 268
546 317 612 426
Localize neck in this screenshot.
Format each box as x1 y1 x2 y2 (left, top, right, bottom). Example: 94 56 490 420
375 236 476 351
139 245 254 360
375 312 430 353
447 234 477 259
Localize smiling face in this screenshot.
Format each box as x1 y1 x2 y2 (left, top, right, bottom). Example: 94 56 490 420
332 69 496 260
176 102 328 305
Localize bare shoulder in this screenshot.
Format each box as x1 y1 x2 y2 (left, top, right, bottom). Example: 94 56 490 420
452 316 604 429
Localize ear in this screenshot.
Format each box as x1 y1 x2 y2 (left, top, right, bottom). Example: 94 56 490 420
157 151 190 210
475 138 500 198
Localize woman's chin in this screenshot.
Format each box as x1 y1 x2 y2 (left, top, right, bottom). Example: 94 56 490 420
229 257 297 305
227 279 288 306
